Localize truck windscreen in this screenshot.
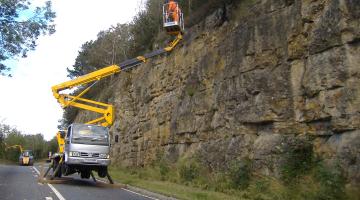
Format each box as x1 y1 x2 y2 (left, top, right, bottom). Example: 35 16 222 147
71 124 109 146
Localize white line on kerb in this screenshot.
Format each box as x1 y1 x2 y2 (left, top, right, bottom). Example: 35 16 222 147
33 166 66 200
97 179 158 200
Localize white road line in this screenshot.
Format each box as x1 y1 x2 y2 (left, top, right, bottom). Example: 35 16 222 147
33 166 66 200
48 183 66 200
34 166 156 200
121 188 159 200
97 179 158 200
33 166 40 174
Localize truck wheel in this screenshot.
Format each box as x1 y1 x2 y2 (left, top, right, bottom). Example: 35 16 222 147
98 168 107 178
81 171 91 179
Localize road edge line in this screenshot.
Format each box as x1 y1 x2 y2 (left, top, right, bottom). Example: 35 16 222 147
121 188 159 200
33 166 66 200
96 179 159 200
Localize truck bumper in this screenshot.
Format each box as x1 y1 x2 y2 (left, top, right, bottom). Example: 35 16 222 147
66 157 110 166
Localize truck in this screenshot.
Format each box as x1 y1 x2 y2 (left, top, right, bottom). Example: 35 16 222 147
45 2 184 184
19 150 34 166
52 124 110 179
5 144 33 166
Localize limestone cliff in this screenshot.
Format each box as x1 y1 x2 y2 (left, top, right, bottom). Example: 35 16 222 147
75 0 360 184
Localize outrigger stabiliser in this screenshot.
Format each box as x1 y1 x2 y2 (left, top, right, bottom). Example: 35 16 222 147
41 155 114 185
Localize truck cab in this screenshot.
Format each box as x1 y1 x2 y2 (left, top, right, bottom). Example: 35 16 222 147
56 124 111 179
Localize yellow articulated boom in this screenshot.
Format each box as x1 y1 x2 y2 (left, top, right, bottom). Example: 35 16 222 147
46 2 184 184
51 33 183 128
5 144 23 153
52 0 184 127
56 131 65 154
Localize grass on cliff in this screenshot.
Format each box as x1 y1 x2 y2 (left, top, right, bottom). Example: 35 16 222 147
109 157 359 200
109 166 241 200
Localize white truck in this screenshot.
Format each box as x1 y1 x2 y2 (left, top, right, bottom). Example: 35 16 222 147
48 124 112 183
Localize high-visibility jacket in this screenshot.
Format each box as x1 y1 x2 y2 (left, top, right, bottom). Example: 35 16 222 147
168 1 179 22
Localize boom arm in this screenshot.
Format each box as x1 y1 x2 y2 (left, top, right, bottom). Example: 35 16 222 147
5 144 23 153
52 33 183 127
56 131 65 154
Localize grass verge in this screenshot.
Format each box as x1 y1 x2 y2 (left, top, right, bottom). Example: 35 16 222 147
0 159 16 165
109 166 241 200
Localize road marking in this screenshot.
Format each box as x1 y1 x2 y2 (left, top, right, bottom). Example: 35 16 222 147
33 166 66 200
48 184 66 200
33 166 40 174
97 179 158 200
121 188 159 200
34 166 157 200
45 197 53 200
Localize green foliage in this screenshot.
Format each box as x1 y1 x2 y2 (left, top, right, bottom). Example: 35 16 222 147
66 0 240 79
159 159 170 180
254 179 270 193
130 0 163 54
109 156 357 200
151 149 175 181
280 141 314 184
0 0 56 75
311 162 347 200
186 86 196 97
58 107 79 129
211 172 232 192
0 123 56 161
67 24 133 78
62 0 244 125
179 159 200 182
228 159 252 190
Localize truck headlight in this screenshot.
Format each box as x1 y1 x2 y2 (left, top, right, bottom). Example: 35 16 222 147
69 151 80 157
99 153 109 159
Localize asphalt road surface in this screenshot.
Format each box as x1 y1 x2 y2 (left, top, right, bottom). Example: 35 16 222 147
0 164 155 200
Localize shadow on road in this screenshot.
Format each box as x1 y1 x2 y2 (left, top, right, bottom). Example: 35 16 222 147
37 165 125 189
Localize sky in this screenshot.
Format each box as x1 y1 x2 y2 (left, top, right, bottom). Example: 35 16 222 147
0 0 142 140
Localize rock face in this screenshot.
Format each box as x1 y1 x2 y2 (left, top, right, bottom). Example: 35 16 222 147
75 0 360 184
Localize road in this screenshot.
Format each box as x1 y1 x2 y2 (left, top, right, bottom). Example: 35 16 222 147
0 164 156 200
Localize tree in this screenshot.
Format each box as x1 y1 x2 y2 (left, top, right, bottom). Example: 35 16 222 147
46 136 58 155
0 123 52 161
0 0 56 75
67 23 133 78
0 129 4 159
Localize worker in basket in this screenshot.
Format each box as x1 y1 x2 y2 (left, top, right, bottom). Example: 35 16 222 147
167 0 180 23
